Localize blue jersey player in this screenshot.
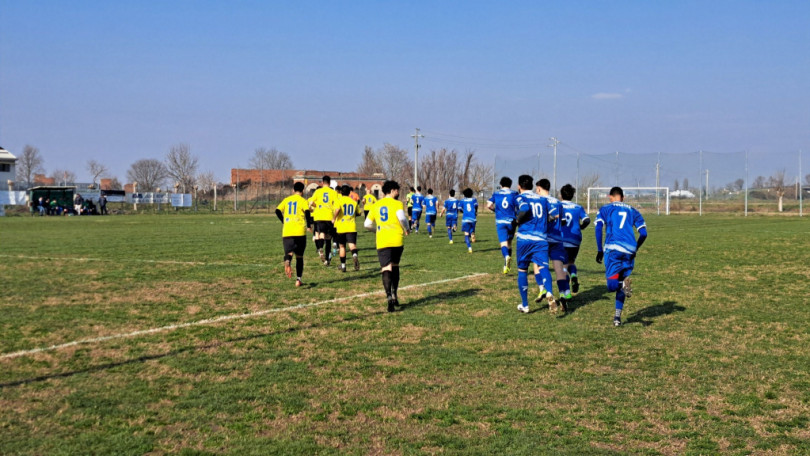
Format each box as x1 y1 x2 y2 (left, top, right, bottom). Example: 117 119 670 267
487 176 519 274
514 175 559 314
423 188 438 238
595 186 648 326
410 187 424 233
460 188 478 253
536 179 571 310
559 184 590 294
440 189 459 244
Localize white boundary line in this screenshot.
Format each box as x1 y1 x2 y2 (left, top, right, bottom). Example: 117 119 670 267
1 272 489 360
0 254 273 268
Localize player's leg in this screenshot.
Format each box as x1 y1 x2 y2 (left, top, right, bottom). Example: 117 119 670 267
446 218 455 243
283 237 294 279
337 233 348 272
604 250 629 326
566 246 581 293
378 249 396 311
413 211 422 233
463 222 472 253
516 240 531 313
532 244 557 313
390 246 404 306
347 233 359 271
496 224 511 274
294 236 306 286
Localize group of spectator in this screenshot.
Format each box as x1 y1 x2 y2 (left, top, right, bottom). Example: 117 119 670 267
33 194 108 216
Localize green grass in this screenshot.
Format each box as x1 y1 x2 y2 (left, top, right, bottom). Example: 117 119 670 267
1 212 809 455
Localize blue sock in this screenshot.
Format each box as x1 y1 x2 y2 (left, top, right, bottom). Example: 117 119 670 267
508 248 512 257
518 271 529 306
465 235 471 248
448 229 453 240
615 289 626 317
569 265 577 276
501 246 509 257
537 267 552 293
428 226 432 235
557 279 568 296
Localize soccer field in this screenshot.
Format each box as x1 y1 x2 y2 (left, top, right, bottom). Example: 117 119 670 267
1 213 809 455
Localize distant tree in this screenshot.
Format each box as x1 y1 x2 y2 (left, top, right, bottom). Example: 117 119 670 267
49 169 77 186
578 173 601 197
379 143 414 186
249 147 293 171
752 176 765 189
419 148 460 195
467 160 494 195
682 178 690 191
107 177 123 190
165 143 199 193
673 179 680 191
767 170 787 212
15 144 45 189
87 159 109 186
805 174 810 186
457 149 476 190
733 178 744 191
196 171 217 193
356 146 383 176
127 158 169 192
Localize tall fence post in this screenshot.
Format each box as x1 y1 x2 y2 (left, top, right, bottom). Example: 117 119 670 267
744 151 749 217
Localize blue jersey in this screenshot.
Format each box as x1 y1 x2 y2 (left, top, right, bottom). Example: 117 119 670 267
411 193 424 212
595 202 646 254
561 201 589 247
443 198 459 218
488 189 518 225
424 195 438 215
515 191 557 242
544 196 565 243
460 197 478 223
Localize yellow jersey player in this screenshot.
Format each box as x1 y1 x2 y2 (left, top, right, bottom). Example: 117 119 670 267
275 182 312 287
362 191 377 219
335 185 360 272
364 180 410 312
308 175 340 266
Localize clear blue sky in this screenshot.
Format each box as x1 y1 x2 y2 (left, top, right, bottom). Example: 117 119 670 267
1 0 808 183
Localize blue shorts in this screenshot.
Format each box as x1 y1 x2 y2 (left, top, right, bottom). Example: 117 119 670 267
446 216 457 228
496 223 515 243
516 239 549 271
462 221 476 234
411 210 422 221
425 214 436 225
548 241 568 263
605 249 635 280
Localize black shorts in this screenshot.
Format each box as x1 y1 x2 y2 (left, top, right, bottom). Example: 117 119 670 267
565 246 580 263
377 246 404 268
407 207 413 217
336 232 357 246
283 236 307 256
315 221 333 235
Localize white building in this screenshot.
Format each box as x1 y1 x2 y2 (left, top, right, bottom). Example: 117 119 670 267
0 147 16 188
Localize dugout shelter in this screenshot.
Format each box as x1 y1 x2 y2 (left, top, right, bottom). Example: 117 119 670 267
28 186 75 213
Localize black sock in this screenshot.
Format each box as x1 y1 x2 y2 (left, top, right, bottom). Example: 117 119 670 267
351 248 358 257
296 257 304 278
283 253 292 263
382 271 392 298
392 266 400 297
340 256 346 265
315 239 324 250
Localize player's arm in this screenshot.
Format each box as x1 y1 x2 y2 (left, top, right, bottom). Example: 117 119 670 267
305 209 313 231
364 213 375 231
396 208 410 235
486 198 495 211
594 213 605 263
275 208 284 223
580 217 591 231
635 226 648 252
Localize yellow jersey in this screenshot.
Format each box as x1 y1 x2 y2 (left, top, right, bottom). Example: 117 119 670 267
368 197 406 249
362 193 377 210
335 195 358 234
276 194 309 237
309 186 339 222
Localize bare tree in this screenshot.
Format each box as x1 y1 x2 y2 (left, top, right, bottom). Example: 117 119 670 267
682 178 690 192
165 143 199 193
15 145 45 189
378 143 413 186
418 148 460 195
578 173 601 197
457 149 476 190
752 176 765 189
106 177 123 190
249 147 293 171
127 159 169 192
87 159 109 186
196 171 217 193
673 179 680 191
50 169 77 186
356 146 383 175
768 170 787 212
467 160 494 195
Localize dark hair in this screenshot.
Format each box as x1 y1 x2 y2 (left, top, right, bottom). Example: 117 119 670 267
499 176 512 188
409 187 415 192
341 185 351 196
383 180 400 195
462 188 473 198
560 184 575 201
449 189 456 197
427 188 433 195
610 186 624 198
518 175 534 191
293 182 305 192
417 186 421 192
536 178 550 191
322 175 331 184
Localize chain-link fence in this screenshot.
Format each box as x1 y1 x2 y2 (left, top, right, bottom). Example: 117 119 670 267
495 149 806 215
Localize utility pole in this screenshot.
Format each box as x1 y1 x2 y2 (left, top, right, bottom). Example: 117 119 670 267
412 128 424 188
548 137 559 194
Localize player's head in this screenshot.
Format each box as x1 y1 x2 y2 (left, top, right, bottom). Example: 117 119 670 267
322 175 331 185
341 185 351 196
518 175 534 191
462 188 473 198
499 176 512 188
293 182 305 193
415 186 421 192
560 184 575 201
383 180 400 196
449 189 456 197
427 188 433 195
609 186 624 201
536 178 551 192
409 186 415 192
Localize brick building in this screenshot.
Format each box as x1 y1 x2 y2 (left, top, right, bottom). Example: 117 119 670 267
230 169 386 197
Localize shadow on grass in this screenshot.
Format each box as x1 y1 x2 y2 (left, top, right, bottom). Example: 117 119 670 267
556 284 612 317
625 301 685 326
0 288 482 389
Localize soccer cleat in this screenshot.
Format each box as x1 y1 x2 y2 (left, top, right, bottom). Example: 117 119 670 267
295 279 303 287
468 247 473 254
318 249 325 262
387 297 397 312
517 304 530 313
563 291 573 300
503 265 509 274
429 234 432 239
471 234 476 243
353 256 360 271
534 287 548 303
613 317 622 327
547 294 559 313
559 296 569 313
622 277 633 298
571 276 579 294
506 255 512 270
340 264 346 273
449 240 454 244
284 260 292 279
324 259 330 266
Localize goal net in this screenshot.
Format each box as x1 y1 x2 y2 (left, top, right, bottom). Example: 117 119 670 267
587 187 670 215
